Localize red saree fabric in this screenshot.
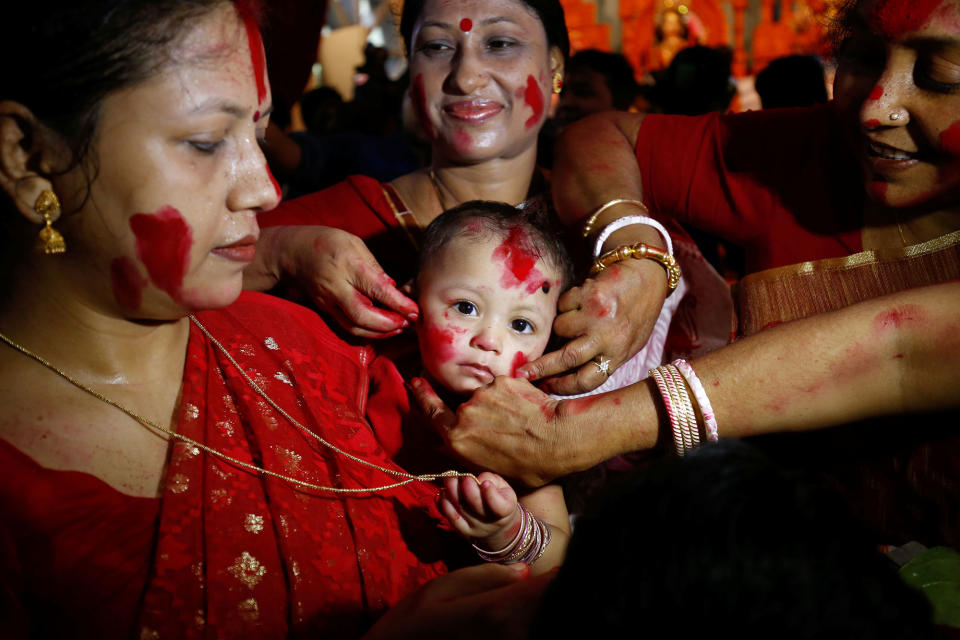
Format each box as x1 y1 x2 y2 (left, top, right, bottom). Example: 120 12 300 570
0 292 450 639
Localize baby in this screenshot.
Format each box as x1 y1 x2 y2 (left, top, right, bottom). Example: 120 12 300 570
412 200 574 572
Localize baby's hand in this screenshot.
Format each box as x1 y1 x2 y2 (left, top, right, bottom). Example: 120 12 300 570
439 472 520 549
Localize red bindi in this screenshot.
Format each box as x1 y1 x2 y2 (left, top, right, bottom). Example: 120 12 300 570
459 18 473 32
129 206 193 304
110 256 147 310
523 75 544 129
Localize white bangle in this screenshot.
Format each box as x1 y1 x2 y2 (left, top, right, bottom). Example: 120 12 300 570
672 359 718 442
593 215 674 259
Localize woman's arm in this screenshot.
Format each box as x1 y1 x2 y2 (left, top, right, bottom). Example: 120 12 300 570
416 281 960 486
520 111 677 394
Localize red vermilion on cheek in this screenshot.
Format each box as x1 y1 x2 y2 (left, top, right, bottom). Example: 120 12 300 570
110 256 147 310
412 74 436 139
510 351 528 377
523 75 544 129
239 9 268 106
940 120 960 155
129 206 193 303
868 0 944 38
868 85 884 100
453 128 473 150
459 18 473 32
424 323 463 363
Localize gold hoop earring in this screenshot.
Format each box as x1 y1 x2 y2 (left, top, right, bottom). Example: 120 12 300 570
552 72 563 94
34 189 66 255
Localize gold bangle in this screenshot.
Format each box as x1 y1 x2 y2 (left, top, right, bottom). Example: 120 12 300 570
589 242 682 295
581 198 649 239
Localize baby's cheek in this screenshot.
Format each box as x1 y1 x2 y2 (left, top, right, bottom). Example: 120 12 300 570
421 319 467 365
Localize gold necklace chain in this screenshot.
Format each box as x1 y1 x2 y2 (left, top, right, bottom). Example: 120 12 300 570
428 168 451 211
0 317 472 495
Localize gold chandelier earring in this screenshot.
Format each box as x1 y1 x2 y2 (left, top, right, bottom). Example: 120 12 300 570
34 189 66 254
552 72 563 94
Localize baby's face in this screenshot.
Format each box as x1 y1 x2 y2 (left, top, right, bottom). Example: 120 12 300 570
417 228 563 395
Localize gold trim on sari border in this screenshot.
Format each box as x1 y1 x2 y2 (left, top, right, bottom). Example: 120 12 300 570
736 230 960 337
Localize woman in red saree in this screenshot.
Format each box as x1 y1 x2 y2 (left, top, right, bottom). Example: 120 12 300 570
412 0 960 551
0 2 548 637
248 0 734 397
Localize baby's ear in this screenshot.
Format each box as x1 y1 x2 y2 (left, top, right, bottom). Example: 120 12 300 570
400 278 416 297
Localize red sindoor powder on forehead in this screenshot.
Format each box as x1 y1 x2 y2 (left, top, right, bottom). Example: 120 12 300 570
523 75 544 129
239 9 268 106
493 226 541 289
130 206 193 303
868 0 945 38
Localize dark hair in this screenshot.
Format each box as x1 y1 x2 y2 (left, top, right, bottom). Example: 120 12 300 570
533 440 936 639
3 0 261 198
399 0 570 61
418 200 574 290
567 49 639 110
755 55 829 109
651 45 735 116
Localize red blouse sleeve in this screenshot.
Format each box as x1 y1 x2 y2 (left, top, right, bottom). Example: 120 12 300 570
635 105 863 272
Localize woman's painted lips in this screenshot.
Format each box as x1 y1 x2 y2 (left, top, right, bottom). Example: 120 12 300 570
212 235 257 262
864 139 920 173
444 100 503 122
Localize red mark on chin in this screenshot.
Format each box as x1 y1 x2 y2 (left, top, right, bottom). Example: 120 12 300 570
110 257 147 310
510 351 528 377
453 129 472 150
129 206 193 303
523 75 544 129
868 0 944 38
868 180 888 201
238 8 268 106
412 74 436 139
492 226 543 291
865 118 882 129
868 85 884 101
459 18 472 32
940 120 960 155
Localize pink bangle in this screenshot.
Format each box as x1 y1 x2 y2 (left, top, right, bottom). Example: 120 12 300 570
672 359 718 442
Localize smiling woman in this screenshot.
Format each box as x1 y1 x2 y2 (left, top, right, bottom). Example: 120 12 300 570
0 2 550 638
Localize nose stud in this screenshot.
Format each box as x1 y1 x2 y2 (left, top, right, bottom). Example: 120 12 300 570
889 112 902 121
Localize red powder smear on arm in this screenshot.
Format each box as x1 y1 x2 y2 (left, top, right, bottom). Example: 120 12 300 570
510 351 528 377
459 18 473 32
940 120 960 155
412 74 436 139
238 10 268 106
868 85 884 100
129 206 193 303
110 257 147 310
523 75 544 129
492 227 542 290
868 0 945 38
874 304 925 331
